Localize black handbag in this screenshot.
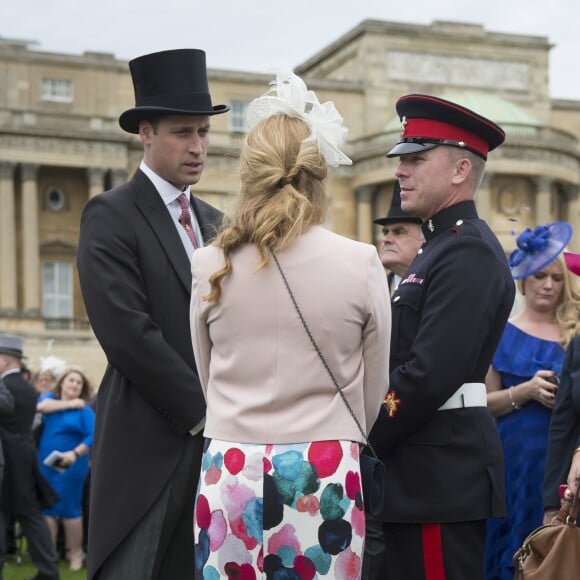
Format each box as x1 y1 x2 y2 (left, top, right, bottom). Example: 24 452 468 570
33 458 59 509
272 252 386 517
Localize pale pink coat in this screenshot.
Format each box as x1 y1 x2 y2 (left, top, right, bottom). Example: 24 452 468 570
190 225 390 445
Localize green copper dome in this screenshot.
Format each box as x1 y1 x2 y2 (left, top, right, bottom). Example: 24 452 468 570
384 91 542 131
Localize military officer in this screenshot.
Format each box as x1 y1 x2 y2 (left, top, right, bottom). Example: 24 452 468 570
367 94 515 580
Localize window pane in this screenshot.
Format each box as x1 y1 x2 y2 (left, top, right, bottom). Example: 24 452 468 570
42 261 73 318
230 100 248 132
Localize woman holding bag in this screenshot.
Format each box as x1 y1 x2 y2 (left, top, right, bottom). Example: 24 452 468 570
190 71 390 578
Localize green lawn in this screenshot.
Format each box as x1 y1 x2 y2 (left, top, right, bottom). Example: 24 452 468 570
3 552 86 580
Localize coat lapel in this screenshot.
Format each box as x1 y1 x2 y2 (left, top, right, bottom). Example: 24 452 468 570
132 170 192 294
191 195 222 245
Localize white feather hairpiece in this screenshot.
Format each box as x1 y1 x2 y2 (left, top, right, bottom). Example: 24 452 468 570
39 355 67 378
246 71 352 168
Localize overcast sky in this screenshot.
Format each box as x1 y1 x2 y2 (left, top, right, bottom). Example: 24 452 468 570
1 0 578 99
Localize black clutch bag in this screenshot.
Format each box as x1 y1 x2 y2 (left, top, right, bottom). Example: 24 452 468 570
272 252 386 517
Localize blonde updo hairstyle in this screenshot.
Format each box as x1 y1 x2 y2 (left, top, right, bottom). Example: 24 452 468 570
205 113 328 303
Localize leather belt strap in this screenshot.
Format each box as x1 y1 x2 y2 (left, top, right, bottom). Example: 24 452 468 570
438 382 487 411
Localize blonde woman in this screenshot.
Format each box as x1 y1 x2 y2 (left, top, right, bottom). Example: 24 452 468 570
190 72 390 578
485 222 580 580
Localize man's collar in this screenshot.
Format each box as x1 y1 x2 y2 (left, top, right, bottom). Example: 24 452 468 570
140 161 186 205
421 201 478 242
1 367 20 379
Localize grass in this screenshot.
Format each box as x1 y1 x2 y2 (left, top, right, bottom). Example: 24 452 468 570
3 551 87 580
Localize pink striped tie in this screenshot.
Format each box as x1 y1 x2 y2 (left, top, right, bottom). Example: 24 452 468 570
177 193 199 248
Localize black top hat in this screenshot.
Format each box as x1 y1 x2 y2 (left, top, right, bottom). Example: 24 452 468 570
0 333 24 359
119 49 229 134
386 94 505 160
374 183 422 226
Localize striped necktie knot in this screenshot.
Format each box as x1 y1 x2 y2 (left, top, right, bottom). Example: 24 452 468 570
177 193 199 248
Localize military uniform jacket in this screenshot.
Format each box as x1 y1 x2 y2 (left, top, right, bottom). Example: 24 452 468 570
370 200 514 523
77 169 222 579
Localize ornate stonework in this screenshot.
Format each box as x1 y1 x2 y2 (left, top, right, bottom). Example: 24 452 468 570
0 18 578 383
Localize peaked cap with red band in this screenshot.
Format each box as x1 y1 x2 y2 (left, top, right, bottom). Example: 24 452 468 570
386 94 506 160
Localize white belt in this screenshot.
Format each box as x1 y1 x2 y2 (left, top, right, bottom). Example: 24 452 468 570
438 383 487 411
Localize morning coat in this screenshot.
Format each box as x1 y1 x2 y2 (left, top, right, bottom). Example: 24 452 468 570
77 169 222 579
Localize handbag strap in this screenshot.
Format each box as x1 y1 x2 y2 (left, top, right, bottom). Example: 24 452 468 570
271 251 380 460
555 480 580 525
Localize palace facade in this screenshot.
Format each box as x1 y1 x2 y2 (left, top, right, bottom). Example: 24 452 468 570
1 19 579 382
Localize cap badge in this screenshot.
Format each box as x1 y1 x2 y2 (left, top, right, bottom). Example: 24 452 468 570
400 116 407 137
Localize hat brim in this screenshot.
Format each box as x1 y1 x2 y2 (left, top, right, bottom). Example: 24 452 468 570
374 216 423 226
119 104 230 134
0 348 25 359
386 141 438 158
564 251 580 276
509 222 573 279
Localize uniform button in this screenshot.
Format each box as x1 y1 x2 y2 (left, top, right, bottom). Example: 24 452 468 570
456 219 464 226
418 248 423 254
393 295 400 302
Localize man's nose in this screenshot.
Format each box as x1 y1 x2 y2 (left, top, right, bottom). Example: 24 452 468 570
189 135 203 154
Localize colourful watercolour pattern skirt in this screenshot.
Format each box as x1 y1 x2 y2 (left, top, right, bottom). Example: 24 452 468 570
194 438 365 579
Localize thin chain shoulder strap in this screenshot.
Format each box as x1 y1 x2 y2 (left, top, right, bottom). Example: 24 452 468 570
271 251 380 460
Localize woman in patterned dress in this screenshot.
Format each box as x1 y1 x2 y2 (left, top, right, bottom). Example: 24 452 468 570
189 72 391 579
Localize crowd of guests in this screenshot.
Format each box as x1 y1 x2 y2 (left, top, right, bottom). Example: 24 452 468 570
0 346 95 579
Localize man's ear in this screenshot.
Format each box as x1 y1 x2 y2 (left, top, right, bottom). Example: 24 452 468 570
139 121 152 144
451 157 471 185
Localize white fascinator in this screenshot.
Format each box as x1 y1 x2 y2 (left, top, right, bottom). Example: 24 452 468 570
246 71 352 168
39 355 68 378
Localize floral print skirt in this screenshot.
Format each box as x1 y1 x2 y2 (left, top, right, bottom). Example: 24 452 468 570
194 438 365 579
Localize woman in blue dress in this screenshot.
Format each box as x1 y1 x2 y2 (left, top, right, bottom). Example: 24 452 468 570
484 222 580 580
37 367 95 571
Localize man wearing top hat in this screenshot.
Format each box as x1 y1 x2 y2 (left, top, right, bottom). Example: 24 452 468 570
0 333 60 580
77 49 228 579
367 95 514 579
374 183 424 296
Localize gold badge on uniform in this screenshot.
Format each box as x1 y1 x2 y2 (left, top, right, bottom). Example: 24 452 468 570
400 116 407 137
384 391 401 418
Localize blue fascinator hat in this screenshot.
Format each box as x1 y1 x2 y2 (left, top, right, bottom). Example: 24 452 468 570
509 221 573 280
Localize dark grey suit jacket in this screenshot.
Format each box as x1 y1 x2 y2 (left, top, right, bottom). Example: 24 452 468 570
0 371 38 512
77 169 222 579
0 377 15 483
544 334 580 508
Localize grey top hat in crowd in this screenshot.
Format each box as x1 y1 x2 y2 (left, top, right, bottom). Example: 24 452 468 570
119 48 230 134
373 182 422 226
0 333 24 358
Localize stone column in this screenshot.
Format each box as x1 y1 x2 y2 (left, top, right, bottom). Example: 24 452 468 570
21 163 41 315
475 173 492 221
111 168 128 189
535 176 552 224
356 186 375 244
0 162 17 313
566 185 580 236
87 167 106 198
